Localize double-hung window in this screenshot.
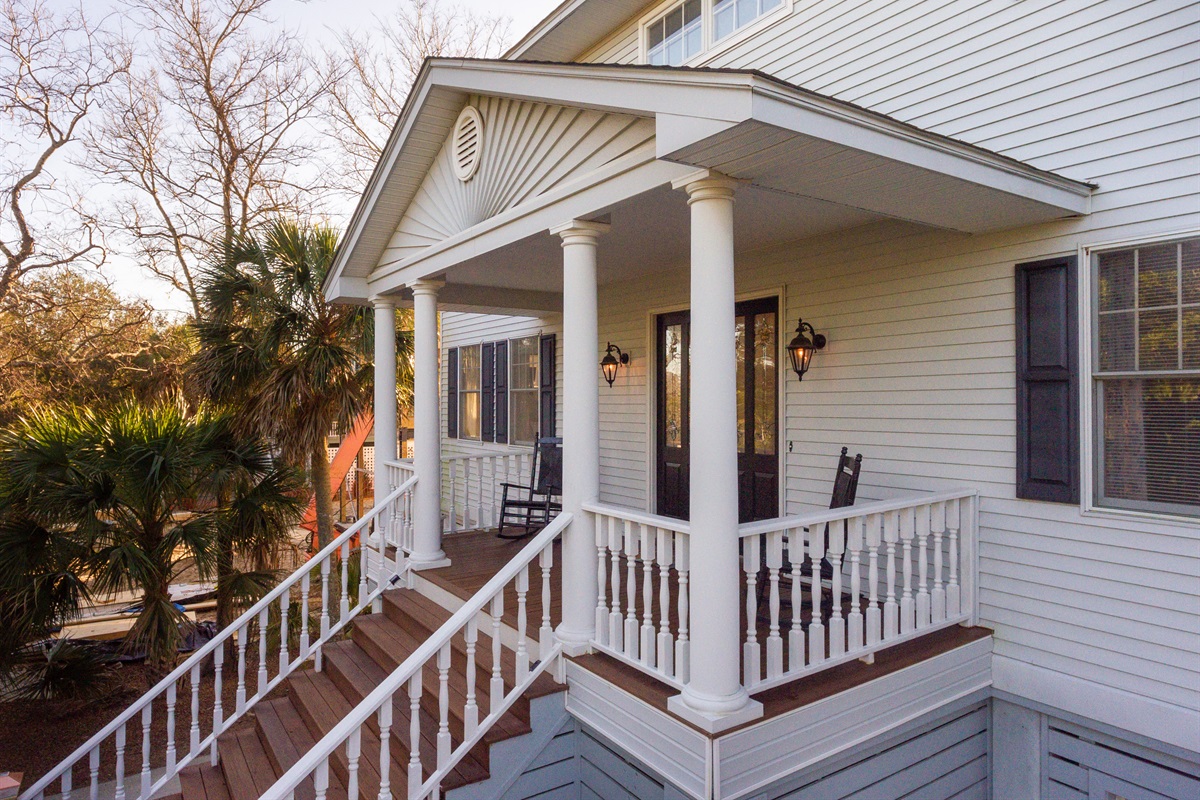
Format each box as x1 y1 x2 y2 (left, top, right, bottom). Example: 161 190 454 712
509 336 540 445
458 344 482 440
712 0 783 42
1091 237 1199 516
447 334 556 445
647 0 702 66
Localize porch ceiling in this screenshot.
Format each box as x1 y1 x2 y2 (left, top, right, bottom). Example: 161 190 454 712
326 59 1093 305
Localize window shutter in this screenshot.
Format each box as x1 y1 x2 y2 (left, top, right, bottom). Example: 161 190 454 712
539 334 556 438
481 342 495 442
446 347 459 439
1015 256 1080 503
494 340 509 444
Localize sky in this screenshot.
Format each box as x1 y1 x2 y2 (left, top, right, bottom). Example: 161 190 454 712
87 0 563 315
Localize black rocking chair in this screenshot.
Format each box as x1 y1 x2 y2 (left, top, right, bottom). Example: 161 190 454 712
496 436 563 539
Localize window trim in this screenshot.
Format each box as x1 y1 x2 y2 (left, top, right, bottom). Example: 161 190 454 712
637 0 793 68
1078 229 1200 524
447 334 550 449
508 334 541 446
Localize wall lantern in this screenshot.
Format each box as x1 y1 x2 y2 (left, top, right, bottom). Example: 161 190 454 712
600 343 629 387
787 319 827 381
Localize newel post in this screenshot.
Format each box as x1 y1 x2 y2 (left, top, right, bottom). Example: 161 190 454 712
410 279 449 569
667 171 763 733
551 219 609 655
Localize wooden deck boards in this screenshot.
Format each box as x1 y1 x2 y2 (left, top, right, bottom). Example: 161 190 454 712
425 528 993 738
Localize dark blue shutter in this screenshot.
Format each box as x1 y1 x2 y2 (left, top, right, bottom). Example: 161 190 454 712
1015 256 1080 503
446 347 459 439
481 342 495 442
539 334 556 438
494 341 509 444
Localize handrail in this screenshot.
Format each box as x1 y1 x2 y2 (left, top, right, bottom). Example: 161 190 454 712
22 476 419 800
582 500 690 534
737 488 979 537
261 510 573 800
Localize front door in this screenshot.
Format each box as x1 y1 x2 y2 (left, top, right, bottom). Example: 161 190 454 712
656 297 779 522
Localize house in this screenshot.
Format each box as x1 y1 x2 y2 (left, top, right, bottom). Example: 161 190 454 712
26 2 1198 799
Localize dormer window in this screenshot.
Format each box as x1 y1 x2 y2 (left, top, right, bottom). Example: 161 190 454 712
640 0 792 67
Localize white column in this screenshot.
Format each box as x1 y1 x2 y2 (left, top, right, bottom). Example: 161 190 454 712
666 171 762 733
373 297 398 505
550 219 608 656
410 279 449 569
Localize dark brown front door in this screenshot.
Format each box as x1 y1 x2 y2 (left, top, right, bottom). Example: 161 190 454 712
656 297 779 522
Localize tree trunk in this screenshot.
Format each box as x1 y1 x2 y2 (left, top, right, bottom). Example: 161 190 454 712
312 443 334 550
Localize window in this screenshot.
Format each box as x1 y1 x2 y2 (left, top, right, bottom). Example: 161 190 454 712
447 334 556 444
641 0 789 66
458 344 481 439
509 336 540 445
713 0 782 42
1091 237 1199 516
647 0 701 66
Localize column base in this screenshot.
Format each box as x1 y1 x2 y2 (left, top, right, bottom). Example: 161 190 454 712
554 623 595 657
406 551 451 571
667 689 764 734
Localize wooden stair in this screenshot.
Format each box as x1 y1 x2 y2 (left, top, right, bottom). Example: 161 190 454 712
177 589 563 800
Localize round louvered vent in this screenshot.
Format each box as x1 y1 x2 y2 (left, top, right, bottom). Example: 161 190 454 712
451 106 484 182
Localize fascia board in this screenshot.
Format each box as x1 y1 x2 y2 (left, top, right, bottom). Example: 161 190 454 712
748 85 1093 214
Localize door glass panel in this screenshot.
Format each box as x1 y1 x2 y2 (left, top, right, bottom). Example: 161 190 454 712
754 311 777 456
736 316 746 453
664 324 684 448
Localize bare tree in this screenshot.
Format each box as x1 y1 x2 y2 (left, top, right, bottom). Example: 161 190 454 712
90 0 332 318
0 0 127 304
325 0 510 192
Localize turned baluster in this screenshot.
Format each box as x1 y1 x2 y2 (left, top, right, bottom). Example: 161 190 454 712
490 593 504 716
766 530 784 679
140 705 152 799
828 518 846 658
346 728 361 800
640 526 656 669
656 527 674 678
378 702 393 800
675 533 690 684
884 511 899 639
114 723 126 800
317 556 330 671
848 515 864 651
540 545 555 662
89 746 100 800
931 501 947 623
789 528 805 672
865 513 882 647
464 618 479 737
608 517 623 649
359 524 370 609
278 591 290 672
516 566 530 683
61 769 72 800
916 505 931 629
166 682 177 773
257 607 269 695
211 644 224 765
408 673 423 798
624 521 639 661
742 534 761 686
900 506 915 634
438 642 452 769
190 663 202 752
808 525 826 664
947 498 961 617
594 516 609 647
236 622 249 712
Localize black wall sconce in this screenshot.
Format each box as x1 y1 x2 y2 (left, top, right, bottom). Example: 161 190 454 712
601 342 629 387
787 318 826 381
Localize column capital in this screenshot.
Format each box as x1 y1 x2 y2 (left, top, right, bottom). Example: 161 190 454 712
550 219 610 246
671 169 740 203
409 278 445 298
369 295 396 309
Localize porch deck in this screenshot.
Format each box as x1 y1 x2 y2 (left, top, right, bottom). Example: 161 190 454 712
418 528 991 737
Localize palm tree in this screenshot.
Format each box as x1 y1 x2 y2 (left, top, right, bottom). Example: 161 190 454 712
190 219 413 549
0 403 302 674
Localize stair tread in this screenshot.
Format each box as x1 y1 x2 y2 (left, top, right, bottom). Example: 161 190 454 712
220 727 278 800
256 697 345 800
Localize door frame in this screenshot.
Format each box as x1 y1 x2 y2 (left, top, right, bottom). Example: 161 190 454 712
644 285 787 519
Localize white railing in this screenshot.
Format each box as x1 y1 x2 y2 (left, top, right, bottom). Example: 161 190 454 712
261 512 571 800
383 459 417 550
21 477 419 800
737 489 978 692
583 502 691 689
442 451 534 532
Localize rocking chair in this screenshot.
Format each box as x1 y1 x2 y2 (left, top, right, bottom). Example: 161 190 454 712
496 436 563 539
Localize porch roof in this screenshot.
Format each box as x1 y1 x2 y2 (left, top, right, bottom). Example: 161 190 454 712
326 59 1093 305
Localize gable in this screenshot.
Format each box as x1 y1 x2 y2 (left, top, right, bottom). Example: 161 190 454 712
381 94 655 267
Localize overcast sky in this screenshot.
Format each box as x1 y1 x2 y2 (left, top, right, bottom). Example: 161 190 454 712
87 0 562 314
